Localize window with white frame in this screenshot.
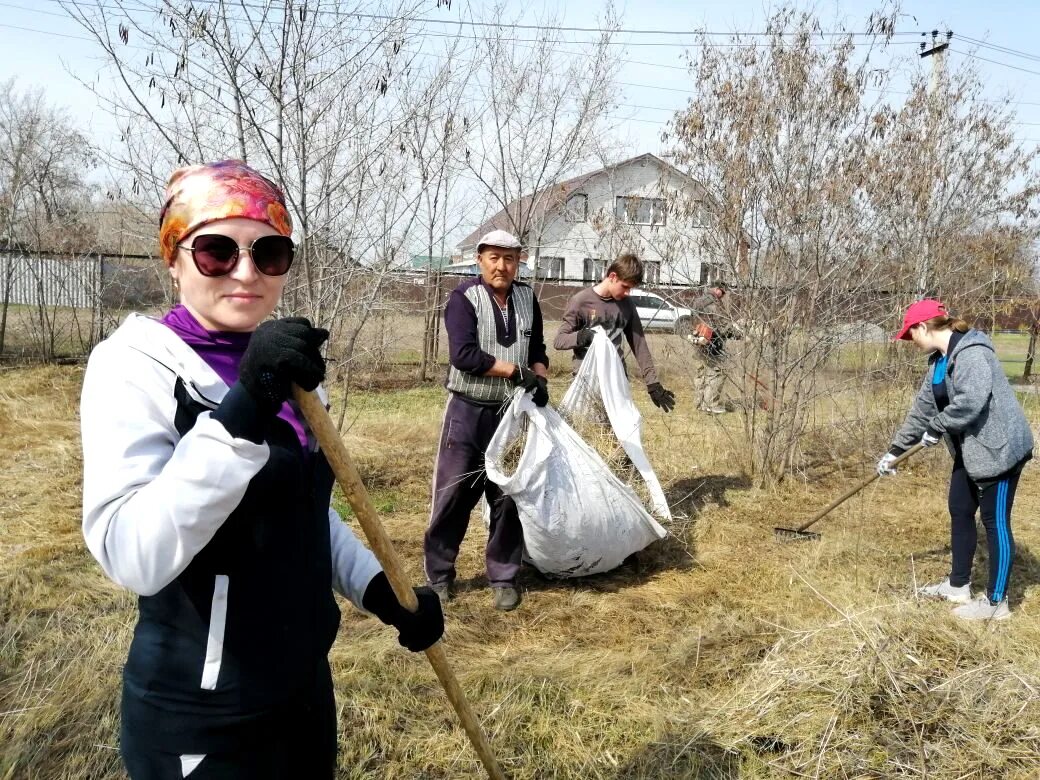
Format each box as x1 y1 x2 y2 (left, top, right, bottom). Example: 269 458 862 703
643 260 661 285
537 256 565 280
582 257 604 282
615 196 667 226
698 262 721 285
565 193 588 223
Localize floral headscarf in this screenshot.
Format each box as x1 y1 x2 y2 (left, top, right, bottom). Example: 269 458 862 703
158 160 292 265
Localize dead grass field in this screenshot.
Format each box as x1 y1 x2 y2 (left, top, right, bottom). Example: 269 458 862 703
3 353 1040 779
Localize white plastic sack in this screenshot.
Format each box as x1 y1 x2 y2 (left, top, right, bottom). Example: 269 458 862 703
484 329 669 578
559 328 672 521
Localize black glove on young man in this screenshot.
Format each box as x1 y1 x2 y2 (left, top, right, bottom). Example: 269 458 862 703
647 382 676 413
575 328 596 349
213 317 329 442
362 571 444 652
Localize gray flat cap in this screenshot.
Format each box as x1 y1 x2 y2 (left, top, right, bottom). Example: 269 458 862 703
476 229 522 252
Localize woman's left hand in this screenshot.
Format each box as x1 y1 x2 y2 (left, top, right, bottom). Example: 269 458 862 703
393 587 445 652
920 430 941 447
362 572 445 652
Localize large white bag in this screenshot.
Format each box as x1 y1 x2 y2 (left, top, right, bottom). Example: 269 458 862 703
484 329 669 578
559 328 672 520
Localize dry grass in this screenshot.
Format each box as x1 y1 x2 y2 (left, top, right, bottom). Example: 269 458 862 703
3 360 1040 779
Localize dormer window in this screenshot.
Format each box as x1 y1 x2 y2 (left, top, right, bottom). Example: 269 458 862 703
565 193 588 223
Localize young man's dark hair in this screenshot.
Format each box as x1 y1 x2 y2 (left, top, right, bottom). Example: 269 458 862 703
605 253 643 285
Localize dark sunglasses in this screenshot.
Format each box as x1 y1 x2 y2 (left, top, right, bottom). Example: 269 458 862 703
177 234 295 277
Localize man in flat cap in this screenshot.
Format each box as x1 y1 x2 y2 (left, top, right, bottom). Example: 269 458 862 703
423 229 548 611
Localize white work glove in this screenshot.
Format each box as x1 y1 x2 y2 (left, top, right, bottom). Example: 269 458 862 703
876 453 898 476
920 431 941 447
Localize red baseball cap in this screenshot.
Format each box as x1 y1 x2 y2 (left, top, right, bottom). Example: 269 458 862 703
895 299 947 341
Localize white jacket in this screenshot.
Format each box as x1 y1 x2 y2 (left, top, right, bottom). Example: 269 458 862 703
80 313 381 604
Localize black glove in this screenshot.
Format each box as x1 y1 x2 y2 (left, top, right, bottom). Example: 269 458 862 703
647 382 675 413
575 328 595 349
510 364 541 393
532 376 549 407
592 313 618 332
238 317 329 413
362 572 444 653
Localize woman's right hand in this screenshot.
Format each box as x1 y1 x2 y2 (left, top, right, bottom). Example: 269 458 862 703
239 317 329 412
876 452 898 476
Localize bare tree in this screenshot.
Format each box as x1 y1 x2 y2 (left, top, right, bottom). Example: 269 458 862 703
461 3 622 275
396 39 474 382
667 6 1039 486
0 78 96 357
61 0 455 337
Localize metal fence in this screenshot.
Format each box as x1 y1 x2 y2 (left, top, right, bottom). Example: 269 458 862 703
1 252 98 309
0 250 171 360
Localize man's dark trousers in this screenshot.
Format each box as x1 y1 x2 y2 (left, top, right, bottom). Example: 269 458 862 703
424 394 523 588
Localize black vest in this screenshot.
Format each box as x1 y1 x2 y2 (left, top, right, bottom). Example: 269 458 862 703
122 378 340 752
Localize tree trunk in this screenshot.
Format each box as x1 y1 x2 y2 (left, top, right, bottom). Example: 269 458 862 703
0 252 12 355
1024 319 1038 381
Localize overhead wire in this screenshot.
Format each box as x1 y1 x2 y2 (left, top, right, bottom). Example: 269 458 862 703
4 4 1040 139
29 0 929 38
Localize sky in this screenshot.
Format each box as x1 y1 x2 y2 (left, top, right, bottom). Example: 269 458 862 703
3 0 1040 176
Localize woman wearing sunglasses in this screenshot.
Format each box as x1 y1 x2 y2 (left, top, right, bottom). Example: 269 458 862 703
80 160 443 779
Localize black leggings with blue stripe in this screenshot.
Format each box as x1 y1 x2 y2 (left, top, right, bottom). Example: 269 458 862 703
948 458 1024 603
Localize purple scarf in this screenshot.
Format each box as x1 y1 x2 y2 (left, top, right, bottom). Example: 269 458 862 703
161 305 309 450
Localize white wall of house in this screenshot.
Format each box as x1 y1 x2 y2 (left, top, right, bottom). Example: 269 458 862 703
547 160 714 287
452 155 726 288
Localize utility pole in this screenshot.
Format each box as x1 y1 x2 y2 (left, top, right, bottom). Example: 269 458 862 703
920 30 952 96
915 29 953 299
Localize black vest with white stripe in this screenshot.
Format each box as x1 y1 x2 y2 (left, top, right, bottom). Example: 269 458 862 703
121 379 340 753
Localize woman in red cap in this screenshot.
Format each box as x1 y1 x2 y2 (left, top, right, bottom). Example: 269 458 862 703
877 299 1033 621
80 161 443 778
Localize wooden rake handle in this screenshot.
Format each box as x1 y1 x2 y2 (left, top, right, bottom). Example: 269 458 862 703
293 386 509 780
793 443 926 534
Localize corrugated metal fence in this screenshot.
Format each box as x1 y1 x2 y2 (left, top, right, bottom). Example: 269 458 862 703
0 251 169 310
0 252 99 308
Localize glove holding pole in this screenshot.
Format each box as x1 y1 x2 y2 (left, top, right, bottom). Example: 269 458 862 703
877 431 938 477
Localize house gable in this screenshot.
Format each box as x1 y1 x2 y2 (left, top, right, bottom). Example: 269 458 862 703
455 153 720 288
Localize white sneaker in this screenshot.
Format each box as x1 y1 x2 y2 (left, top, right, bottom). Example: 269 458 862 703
951 595 1011 621
917 577 972 604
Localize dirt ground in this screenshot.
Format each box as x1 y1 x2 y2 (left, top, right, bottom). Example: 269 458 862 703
2 358 1040 779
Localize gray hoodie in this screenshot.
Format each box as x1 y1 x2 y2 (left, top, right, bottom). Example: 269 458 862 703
891 329 1033 480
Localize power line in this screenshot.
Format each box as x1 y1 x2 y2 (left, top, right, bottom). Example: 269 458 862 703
0 20 98 42
956 34 1040 64
951 48 1040 78
32 0 929 38
0 0 66 16
7 8 1040 137
14 0 927 53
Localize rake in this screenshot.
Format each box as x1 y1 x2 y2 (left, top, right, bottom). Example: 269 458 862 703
774 443 925 542
294 386 509 780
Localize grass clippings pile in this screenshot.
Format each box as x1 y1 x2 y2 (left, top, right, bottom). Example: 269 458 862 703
3 357 1040 779
703 586 1040 777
